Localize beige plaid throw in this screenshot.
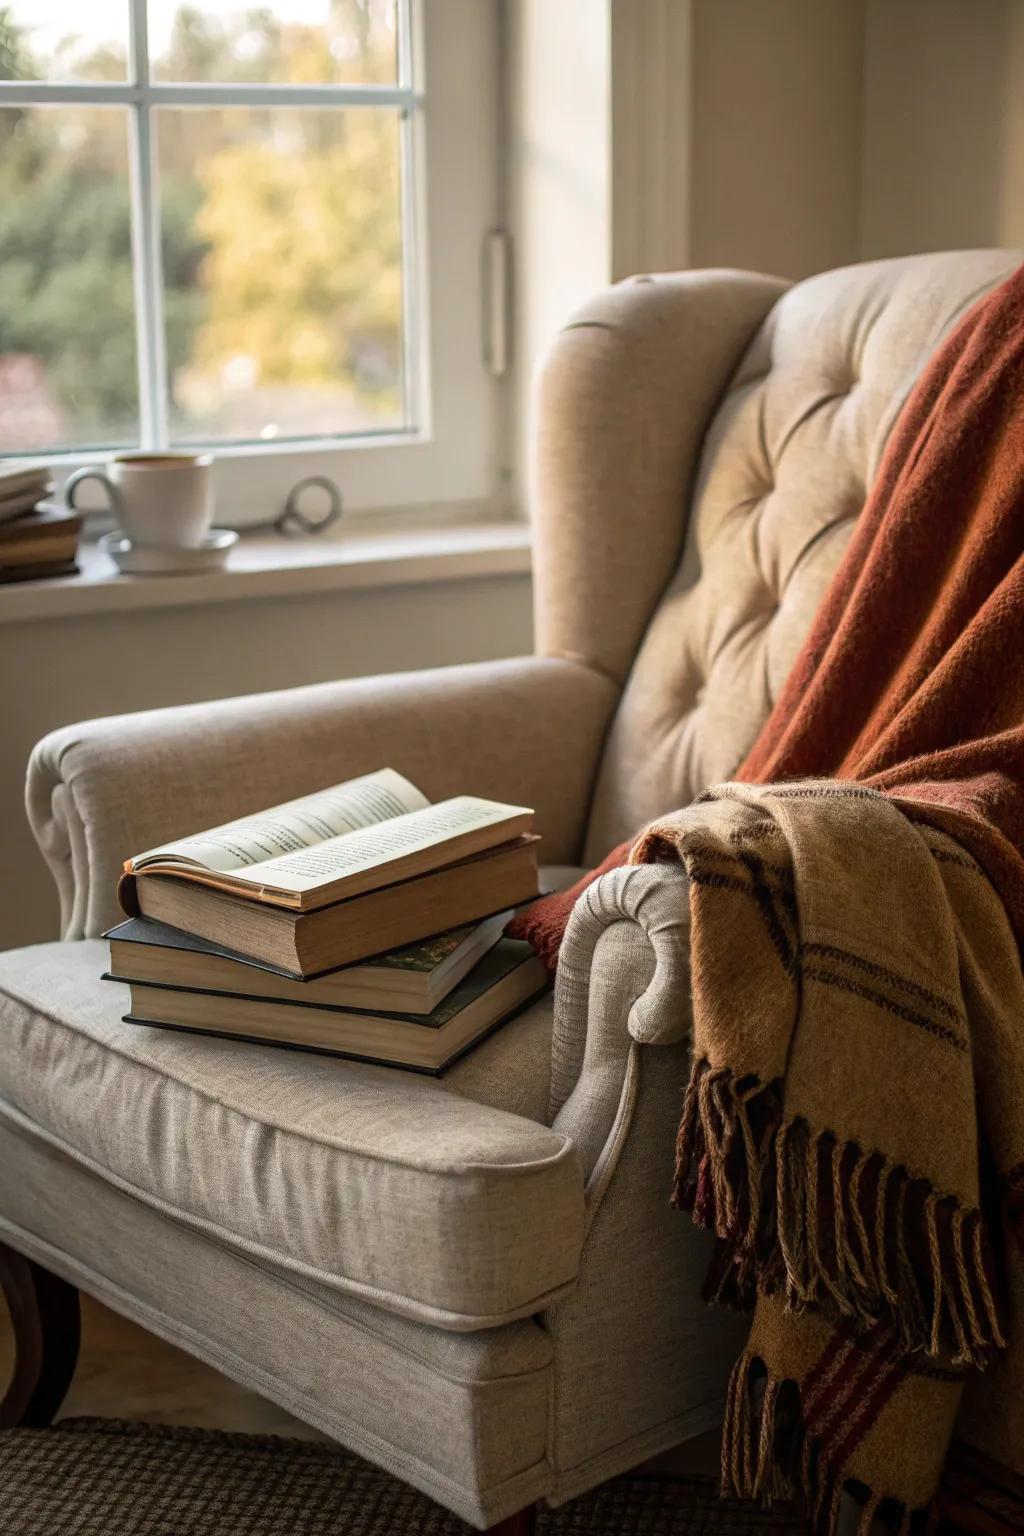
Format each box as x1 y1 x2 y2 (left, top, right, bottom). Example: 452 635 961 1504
630 781 1024 1532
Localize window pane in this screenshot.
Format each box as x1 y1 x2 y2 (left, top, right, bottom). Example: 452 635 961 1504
150 1 399 85
0 107 139 454
0 4 128 82
157 107 404 445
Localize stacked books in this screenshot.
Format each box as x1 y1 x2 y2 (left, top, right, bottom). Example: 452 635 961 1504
104 768 547 1073
0 461 79 583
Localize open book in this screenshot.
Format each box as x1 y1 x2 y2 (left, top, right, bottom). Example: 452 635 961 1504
122 769 535 914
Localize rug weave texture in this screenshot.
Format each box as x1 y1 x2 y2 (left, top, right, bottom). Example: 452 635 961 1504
0 1417 809 1535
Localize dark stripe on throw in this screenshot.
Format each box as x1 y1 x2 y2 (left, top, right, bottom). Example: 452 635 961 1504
803 966 969 1052
800 1322 860 1412
804 1329 895 1443
827 1356 907 1468
691 842 795 886
801 1321 888 1418
687 864 799 976
684 866 795 915
803 942 964 1025
736 847 801 970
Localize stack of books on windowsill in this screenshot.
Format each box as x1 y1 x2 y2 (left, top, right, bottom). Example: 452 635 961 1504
104 769 547 1074
0 462 79 583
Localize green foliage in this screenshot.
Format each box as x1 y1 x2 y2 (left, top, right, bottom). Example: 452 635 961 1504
0 1 402 447
0 14 20 82
0 119 207 440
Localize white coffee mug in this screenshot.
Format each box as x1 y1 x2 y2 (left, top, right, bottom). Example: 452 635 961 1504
64 452 214 549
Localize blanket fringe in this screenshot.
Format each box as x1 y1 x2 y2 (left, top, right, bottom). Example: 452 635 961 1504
722 1350 929 1536
675 1059 1004 1366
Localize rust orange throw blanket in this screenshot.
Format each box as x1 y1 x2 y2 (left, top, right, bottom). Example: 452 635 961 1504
509 262 1024 1526
512 264 1024 966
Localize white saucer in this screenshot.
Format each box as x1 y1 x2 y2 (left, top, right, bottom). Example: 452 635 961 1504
100 528 239 576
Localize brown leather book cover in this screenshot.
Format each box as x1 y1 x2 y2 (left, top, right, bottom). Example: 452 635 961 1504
0 558 79 583
0 507 81 543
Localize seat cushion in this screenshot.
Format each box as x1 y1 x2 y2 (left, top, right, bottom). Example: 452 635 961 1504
0 939 584 1331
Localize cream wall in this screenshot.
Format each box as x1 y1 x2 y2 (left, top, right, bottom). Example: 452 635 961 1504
9 0 1021 949
506 0 1024 355
688 0 865 280
2 575 532 949
505 0 613 498
673 0 1024 273
609 0 693 279
505 0 869 505
628 0 1024 275
861 0 1024 259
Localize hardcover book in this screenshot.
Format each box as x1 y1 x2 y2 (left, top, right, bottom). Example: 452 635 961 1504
113 938 549 1074
119 769 540 975
0 507 81 572
0 463 51 522
0 558 79 584
106 908 516 1015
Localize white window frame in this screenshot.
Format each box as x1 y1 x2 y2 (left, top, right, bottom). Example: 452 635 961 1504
0 0 504 527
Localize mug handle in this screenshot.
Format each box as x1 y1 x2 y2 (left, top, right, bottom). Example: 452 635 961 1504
64 467 124 518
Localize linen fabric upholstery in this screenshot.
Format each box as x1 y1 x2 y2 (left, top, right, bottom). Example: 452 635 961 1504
0 940 584 1330
0 872 742 1523
27 655 617 940
0 1112 554 1528
542 866 745 1495
550 863 692 1133
532 269 788 685
9 249 1024 1528
583 249 1022 860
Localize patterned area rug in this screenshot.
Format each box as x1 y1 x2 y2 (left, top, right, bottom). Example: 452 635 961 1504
0 1417 810 1535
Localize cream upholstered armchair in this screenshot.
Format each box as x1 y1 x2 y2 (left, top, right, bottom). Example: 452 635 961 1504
0 249 1018 1533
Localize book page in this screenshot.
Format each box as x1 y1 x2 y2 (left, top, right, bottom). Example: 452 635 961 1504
128 769 429 876
249 797 531 894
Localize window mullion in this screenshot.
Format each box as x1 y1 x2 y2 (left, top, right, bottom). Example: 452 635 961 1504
399 0 423 433
127 0 168 450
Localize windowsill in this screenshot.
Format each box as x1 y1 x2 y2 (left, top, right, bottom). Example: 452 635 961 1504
0 517 533 624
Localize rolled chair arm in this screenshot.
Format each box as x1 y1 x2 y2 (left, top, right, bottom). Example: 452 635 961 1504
26 654 617 939
540 861 745 1476
550 862 692 1183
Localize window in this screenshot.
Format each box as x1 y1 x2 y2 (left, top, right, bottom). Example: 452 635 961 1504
0 0 503 523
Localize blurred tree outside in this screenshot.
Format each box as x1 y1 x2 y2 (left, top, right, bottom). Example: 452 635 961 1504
0 1 402 452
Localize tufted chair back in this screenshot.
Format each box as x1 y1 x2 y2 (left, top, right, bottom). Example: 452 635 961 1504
529 250 1022 864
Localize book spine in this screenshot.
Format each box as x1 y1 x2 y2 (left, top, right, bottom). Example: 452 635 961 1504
118 872 142 919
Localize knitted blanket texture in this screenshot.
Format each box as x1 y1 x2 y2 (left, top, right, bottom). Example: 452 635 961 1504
509 263 1024 1528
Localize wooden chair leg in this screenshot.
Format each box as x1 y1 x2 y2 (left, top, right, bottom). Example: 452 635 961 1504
485 1508 536 1535
0 1240 81 1429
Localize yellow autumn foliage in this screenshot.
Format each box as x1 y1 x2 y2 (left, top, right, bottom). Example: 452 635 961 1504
182 11 403 412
